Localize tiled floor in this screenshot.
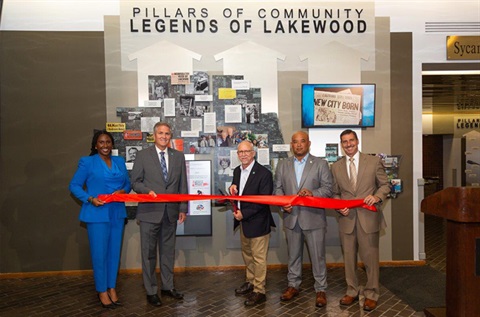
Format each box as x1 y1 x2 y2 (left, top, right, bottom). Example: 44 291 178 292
0 216 445 317
424 214 446 273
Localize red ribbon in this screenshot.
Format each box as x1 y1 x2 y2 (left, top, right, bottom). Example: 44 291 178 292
98 193 377 212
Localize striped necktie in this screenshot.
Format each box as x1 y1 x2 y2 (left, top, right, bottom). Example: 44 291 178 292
160 151 168 181
349 157 357 189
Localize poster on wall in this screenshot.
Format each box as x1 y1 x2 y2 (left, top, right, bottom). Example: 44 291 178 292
175 160 213 236
377 153 403 198
186 160 212 216
325 143 339 163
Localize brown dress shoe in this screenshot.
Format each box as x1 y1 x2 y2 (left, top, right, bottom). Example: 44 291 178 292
235 282 254 295
363 298 378 311
315 291 327 307
280 287 299 301
244 292 266 306
339 294 359 306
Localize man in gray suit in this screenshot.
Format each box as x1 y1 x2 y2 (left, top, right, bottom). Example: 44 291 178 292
274 131 333 308
331 129 390 312
131 122 188 307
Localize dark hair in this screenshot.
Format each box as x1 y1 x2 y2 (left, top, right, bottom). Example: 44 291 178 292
90 129 115 156
340 129 358 140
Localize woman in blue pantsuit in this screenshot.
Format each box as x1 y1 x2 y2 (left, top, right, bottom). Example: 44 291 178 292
69 130 130 309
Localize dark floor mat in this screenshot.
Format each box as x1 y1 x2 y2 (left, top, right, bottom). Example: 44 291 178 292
380 265 445 311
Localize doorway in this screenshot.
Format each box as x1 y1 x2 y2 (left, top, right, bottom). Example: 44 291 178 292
421 63 480 271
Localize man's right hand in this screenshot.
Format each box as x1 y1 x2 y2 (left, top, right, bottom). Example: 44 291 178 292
337 207 350 216
283 205 293 213
148 190 157 197
229 185 238 196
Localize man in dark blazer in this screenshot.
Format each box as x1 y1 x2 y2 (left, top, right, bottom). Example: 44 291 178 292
229 141 275 306
331 129 390 312
131 122 188 307
274 131 333 308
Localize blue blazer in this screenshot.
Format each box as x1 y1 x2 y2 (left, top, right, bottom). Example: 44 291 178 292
69 154 131 223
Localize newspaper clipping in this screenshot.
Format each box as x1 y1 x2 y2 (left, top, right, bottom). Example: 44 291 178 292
314 87 363 125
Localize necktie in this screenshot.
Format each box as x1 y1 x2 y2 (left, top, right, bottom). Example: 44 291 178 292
349 157 357 189
160 151 168 181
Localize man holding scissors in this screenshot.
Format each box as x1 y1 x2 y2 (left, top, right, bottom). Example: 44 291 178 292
229 140 275 306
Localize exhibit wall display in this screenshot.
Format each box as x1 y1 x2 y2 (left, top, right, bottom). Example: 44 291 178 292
1 0 478 272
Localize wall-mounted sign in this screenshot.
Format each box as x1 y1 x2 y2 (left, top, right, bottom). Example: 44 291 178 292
447 36 480 60
454 115 480 137
123 130 143 140
106 122 126 132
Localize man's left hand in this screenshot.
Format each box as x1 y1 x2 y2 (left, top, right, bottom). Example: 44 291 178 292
364 195 380 206
234 209 243 221
298 188 313 197
178 212 187 224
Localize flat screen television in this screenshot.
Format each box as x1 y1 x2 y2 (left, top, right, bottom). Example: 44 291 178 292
301 83 376 128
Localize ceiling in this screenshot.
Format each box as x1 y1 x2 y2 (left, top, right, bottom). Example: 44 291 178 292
422 73 480 114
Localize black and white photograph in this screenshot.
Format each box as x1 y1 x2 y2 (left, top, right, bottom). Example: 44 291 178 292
148 75 170 101
218 156 232 176
126 110 143 130
193 102 209 117
193 71 209 94
127 111 142 120
179 95 195 116
245 103 260 123
126 146 142 163
233 95 247 107
116 107 165 131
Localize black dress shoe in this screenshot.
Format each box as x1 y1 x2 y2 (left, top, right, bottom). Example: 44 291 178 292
146 294 162 307
235 282 254 295
244 292 266 306
161 289 184 300
98 294 116 309
107 293 123 306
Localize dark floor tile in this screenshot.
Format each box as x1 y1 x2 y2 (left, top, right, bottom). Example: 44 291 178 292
0 215 445 317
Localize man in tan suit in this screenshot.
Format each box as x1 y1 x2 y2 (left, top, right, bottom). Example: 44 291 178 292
331 130 390 312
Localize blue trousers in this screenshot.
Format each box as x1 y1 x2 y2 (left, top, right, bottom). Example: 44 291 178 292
86 216 125 292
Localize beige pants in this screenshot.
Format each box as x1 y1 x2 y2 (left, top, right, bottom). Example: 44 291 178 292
240 226 270 294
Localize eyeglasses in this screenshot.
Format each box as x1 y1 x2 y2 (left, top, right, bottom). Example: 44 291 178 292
237 150 253 155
